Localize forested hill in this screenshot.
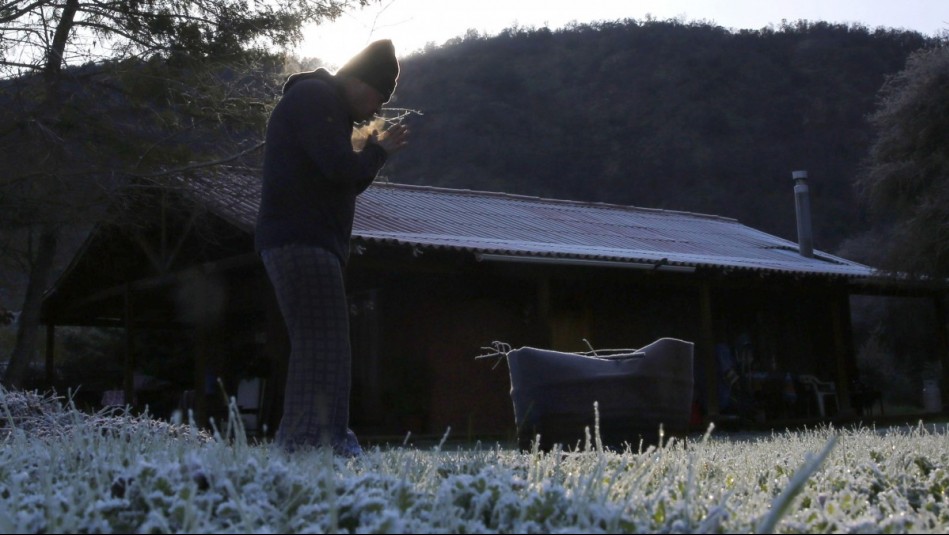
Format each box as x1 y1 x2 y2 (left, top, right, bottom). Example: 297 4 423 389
383 20 933 253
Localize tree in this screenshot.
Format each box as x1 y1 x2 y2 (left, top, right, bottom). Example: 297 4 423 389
856 44 949 277
0 0 370 388
390 20 930 248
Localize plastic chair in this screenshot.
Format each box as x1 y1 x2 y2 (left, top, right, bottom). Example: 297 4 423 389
798 375 839 418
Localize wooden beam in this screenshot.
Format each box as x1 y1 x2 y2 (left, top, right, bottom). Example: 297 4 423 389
45 324 55 386
849 278 949 297
128 202 203 275
129 228 165 275
261 282 288 436
535 276 552 348
832 292 854 417
123 284 135 406
191 272 217 429
194 319 209 428
934 294 949 413
52 252 260 321
699 283 720 419
43 318 193 329
162 206 202 272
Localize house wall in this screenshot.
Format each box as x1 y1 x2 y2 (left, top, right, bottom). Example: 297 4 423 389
352 272 538 439
340 261 853 438
47 239 861 438
37 251 882 451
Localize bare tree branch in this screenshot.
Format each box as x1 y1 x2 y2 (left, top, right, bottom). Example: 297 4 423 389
0 0 56 25
0 58 41 70
134 141 266 179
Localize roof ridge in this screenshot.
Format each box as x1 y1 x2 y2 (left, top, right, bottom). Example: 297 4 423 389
369 181 740 223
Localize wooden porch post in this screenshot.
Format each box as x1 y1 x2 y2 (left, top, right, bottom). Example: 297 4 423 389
262 281 289 436
194 321 209 428
536 276 552 348
832 291 854 417
123 284 135 406
934 293 949 413
45 323 55 386
192 273 212 429
700 282 720 419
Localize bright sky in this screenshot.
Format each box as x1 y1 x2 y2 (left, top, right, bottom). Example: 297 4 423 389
298 0 948 68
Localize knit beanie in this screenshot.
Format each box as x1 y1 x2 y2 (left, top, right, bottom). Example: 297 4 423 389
336 40 399 102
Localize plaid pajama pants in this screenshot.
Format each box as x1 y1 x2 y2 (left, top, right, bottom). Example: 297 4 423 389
261 244 361 455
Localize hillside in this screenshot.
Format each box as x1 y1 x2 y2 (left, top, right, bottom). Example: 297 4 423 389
384 19 934 253
0 20 934 316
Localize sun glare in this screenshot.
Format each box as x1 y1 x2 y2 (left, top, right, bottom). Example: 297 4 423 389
297 1 426 69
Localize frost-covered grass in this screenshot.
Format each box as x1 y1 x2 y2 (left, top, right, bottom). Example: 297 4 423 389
2 388 949 533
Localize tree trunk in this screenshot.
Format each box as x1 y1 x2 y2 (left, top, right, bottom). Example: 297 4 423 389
45 0 79 79
2 226 58 389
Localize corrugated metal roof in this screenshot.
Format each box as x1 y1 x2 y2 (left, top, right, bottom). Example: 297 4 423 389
185 170 877 279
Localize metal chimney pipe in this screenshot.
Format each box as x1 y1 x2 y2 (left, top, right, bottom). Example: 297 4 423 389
792 170 814 258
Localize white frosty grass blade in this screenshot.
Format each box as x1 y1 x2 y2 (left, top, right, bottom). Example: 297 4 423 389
5 386 949 533
756 434 838 534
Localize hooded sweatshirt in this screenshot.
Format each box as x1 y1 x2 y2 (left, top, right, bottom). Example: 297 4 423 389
254 69 388 264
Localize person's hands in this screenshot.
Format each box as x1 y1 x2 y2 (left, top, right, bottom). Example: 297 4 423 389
369 123 410 155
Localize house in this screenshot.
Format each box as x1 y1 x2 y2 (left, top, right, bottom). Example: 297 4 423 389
40 170 949 438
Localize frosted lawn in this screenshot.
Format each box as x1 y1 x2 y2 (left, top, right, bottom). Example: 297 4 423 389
2 388 948 533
